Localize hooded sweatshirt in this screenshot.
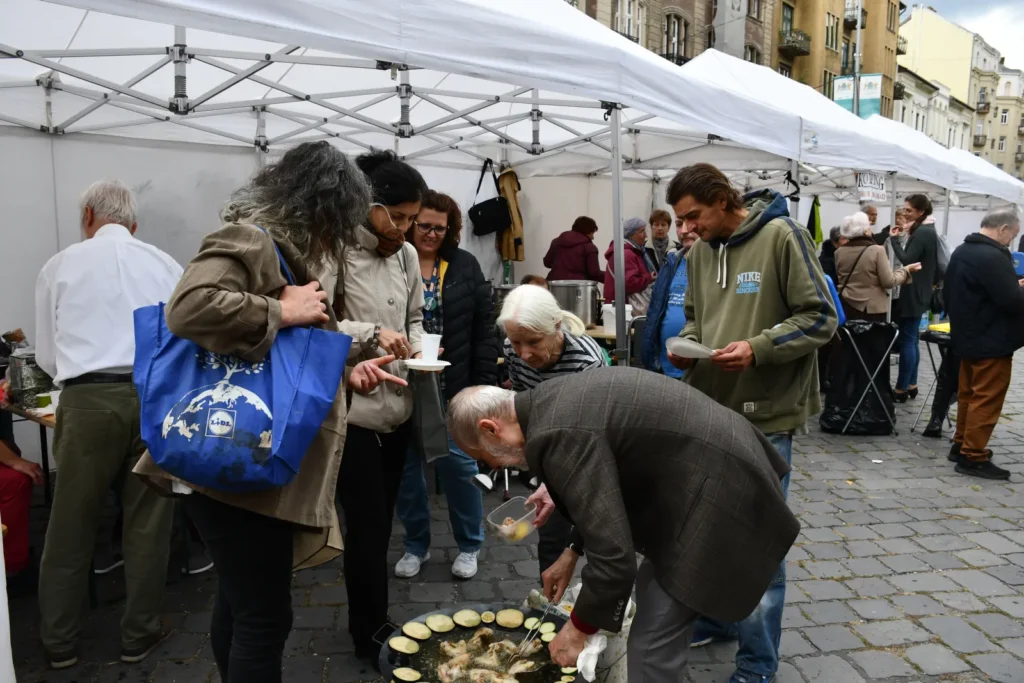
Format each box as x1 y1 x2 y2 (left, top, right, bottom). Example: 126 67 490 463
680 190 838 435
544 231 604 282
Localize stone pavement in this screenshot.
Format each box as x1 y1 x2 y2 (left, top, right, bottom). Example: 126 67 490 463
10 351 1024 683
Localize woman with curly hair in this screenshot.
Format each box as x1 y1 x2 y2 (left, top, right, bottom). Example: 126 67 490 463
138 141 406 683
393 190 498 581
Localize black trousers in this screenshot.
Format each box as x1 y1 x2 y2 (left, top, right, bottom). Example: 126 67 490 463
537 508 574 576
337 423 410 651
185 493 294 683
930 350 961 423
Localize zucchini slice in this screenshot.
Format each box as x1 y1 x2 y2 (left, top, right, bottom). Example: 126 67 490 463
539 622 556 634
453 609 481 628
523 617 540 631
480 610 496 624
393 667 421 682
388 636 419 655
495 609 525 629
401 622 432 641
561 677 576 682
561 667 578 675
541 632 556 643
425 613 456 633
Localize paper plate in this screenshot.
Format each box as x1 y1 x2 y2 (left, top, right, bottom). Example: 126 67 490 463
666 337 713 359
403 359 451 372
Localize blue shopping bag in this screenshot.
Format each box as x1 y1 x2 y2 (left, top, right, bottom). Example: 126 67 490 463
133 239 352 492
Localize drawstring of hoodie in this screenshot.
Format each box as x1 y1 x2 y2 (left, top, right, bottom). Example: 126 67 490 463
715 244 729 289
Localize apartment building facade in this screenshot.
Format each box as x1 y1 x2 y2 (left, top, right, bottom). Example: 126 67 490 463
986 67 1024 179
895 65 973 151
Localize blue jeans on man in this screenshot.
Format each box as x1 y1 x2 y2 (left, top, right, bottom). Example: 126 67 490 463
396 436 484 558
692 432 793 683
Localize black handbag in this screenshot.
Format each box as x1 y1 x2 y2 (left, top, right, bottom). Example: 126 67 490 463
468 159 512 237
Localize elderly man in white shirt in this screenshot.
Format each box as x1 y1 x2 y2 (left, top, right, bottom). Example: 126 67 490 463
34 180 182 671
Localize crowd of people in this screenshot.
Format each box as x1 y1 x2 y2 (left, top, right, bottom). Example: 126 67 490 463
0 146 1020 683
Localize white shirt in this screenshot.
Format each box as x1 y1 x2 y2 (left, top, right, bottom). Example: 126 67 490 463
35 224 184 385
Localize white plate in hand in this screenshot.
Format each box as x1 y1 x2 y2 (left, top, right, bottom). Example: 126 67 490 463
403 359 450 372
666 337 713 359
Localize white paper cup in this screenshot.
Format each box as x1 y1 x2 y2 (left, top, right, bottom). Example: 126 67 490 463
420 334 442 362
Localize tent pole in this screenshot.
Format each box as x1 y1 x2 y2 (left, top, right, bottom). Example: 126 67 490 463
942 189 951 237
172 26 189 114
531 89 541 155
887 172 897 324
789 158 799 216
609 104 627 364
255 107 267 168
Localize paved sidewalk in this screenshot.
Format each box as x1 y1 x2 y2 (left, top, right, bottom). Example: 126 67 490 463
10 352 1024 682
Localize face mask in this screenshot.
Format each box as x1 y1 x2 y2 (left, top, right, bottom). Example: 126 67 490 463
370 203 406 257
371 203 399 232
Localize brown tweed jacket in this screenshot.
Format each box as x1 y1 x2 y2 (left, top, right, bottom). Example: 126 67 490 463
517 367 800 632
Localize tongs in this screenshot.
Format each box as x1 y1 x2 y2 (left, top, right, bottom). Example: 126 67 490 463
509 599 556 665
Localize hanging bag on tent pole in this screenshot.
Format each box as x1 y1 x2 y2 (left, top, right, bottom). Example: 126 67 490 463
469 159 512 236
133 228 352 493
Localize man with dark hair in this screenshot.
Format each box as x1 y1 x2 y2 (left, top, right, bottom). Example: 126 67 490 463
666 163 837 683
945 209 1024 481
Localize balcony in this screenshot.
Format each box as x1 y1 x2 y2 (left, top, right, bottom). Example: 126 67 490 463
1018 125 1024 137
893 82 905 100
844 2 867 29
977 101 990 114
660 53 691 66
778 29 811 58
897 35 908 56
615 30 638 43
973 134 988 147
1017 152 1024 164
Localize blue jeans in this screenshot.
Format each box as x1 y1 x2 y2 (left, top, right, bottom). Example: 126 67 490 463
694 432 792 681
896 316 921 391
396 437 484 556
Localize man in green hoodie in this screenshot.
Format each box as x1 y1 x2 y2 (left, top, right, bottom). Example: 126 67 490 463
667 163 837 683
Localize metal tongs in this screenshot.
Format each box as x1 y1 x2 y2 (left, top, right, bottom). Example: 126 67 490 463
509 599 556 665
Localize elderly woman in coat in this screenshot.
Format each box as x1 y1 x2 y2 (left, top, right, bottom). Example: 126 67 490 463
135 141 403 683
603 217 657 314
835 211 921 322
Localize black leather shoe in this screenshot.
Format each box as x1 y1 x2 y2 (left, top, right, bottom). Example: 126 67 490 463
956 458 1011 481
948 442 961 463
922 417 943 438
894 391 909 404
908 387 919 400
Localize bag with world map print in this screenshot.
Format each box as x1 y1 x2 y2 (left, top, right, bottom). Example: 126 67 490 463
132 237 352 493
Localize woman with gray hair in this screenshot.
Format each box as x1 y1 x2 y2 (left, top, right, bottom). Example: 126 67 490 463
136 141 405 683
603 217 656 314
835 211 921 322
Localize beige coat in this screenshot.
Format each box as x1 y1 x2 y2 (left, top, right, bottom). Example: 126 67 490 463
338 226 424 433
835 237 912 315
133 223 349 570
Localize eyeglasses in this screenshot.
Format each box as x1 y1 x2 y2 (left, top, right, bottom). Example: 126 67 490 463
416 222 448 236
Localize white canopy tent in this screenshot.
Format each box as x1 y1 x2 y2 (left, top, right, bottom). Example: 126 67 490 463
1 0 1021 344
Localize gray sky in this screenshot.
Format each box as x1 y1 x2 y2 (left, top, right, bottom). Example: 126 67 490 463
908 1 1024 70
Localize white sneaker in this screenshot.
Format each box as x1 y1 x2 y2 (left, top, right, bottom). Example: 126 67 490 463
452 551 479 579
395 552 429 578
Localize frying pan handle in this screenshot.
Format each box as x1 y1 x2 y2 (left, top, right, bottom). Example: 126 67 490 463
372 621 401 646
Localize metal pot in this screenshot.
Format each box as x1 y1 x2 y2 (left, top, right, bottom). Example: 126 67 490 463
548 280 600 327
492 283 516 314
9 349 52 407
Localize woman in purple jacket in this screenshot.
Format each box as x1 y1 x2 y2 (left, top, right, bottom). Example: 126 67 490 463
544 216 604 282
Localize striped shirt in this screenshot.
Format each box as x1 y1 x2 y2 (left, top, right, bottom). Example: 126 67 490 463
503 331 606 391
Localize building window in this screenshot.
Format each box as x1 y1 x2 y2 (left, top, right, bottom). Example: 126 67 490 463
1001 109 1009 124
999 136 1006 151
781 3 794 34
825 13 840 51
664 13 688 57
991 138 996 150
842 39 850 72
976 121 984 135
1005 83 1013 96
979 87 987 103
915 113 920 130
744 45 761 65
901 106 906 123
747 0 761 20
997 163 1004 170
619 0 647 43
823 70 836 98
779 63 792 78
887 1 898 32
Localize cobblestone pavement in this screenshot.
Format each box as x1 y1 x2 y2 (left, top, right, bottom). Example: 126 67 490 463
11 351 1024 682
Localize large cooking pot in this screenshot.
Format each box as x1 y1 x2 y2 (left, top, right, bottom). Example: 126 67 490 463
378 602 572 683
492 283 516 314
548 280 600 327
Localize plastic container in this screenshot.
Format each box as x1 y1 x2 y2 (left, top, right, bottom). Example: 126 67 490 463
601 304 633 334
485 496 536 543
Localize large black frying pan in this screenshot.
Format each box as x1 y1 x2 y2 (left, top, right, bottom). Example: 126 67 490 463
378 602 574 683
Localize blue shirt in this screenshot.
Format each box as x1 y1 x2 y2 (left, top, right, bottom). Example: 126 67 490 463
658 258 689 379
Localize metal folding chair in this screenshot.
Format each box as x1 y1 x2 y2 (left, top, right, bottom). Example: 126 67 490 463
837 322 901 436
911 329 955 433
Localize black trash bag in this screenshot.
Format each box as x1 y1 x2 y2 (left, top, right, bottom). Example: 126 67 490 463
820 320 898 435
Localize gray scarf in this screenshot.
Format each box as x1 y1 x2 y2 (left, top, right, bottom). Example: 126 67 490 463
652 236 671 267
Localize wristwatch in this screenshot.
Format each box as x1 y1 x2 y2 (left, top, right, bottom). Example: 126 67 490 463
371 324 382 351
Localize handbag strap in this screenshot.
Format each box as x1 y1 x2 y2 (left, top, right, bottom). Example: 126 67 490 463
838 246 870 296
472 159 499 201
255 225 296 286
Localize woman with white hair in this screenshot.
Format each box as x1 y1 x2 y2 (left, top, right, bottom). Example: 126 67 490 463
835 211 921 322
499 284 605 574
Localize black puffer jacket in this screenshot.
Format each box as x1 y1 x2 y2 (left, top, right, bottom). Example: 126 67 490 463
438 246 499 400
945 233 1024 359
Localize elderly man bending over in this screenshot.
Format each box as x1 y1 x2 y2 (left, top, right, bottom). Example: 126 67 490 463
448 367 799 682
